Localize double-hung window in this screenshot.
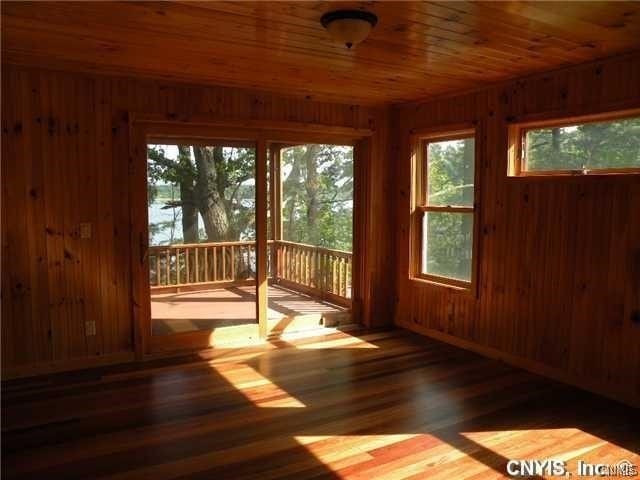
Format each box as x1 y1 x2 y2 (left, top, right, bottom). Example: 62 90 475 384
413 128 477 291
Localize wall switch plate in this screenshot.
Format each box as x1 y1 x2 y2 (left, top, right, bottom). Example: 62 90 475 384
80 222 92 239
85 320 96 336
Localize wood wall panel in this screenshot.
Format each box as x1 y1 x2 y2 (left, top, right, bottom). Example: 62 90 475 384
392 52 640 406
1 64 393 378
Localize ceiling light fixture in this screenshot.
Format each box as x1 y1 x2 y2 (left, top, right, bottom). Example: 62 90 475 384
320 10 378 49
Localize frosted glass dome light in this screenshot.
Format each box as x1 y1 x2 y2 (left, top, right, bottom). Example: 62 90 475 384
321 10 378 49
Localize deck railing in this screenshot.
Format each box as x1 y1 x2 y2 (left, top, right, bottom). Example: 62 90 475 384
149 241 256 288
274 240 352 307
148 240 352 306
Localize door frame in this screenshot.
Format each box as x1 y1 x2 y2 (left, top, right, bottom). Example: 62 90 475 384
129 113 373 358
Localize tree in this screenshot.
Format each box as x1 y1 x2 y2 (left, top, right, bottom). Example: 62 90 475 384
423 138 475 280
193 146 230 241
421 116 640 281
526 117 640 171
281 144 353 251
147 145 256 245
147 145 198 243
147 143 355 253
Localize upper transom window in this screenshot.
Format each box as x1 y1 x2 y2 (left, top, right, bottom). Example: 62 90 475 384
509 109 640 176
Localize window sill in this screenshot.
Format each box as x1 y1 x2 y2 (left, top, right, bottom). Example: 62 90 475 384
507 171 640 183
509 170 640 178
409 275 474 295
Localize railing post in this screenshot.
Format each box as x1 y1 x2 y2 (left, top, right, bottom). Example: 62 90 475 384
269 145 282 283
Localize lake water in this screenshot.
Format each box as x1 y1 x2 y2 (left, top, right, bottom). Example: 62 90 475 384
148 201 203 246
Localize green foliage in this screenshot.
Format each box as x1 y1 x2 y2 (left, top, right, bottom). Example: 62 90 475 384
152 184 178 201
526 117 640 171
423 212 473 281
147 143 355 252
281 145 353 251
147 146 195 205
147 145 255 245
423 138 474 281
422 116 640 281
217 147 256 241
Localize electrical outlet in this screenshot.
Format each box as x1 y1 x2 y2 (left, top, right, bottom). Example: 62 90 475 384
79 222 92 239
85 320 96 336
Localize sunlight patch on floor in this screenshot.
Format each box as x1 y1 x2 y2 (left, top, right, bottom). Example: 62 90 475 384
212 363 306 408
460 427 609 464
293 433 514 479
294 336 379 350
294 434 421 477
294 429 615 479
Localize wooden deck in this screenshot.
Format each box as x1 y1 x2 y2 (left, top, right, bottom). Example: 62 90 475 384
2 329 638 479
151 284 348 336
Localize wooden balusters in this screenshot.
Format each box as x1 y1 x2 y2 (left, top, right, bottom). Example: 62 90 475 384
149 241 256 289
165 250 170 286
230 246 235 280
221 246 227 280
203 247 208 283
185 248 190 284
147 240 349 303
272 240 352 307
214 246 218 281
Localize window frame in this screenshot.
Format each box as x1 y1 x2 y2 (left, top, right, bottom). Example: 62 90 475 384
507 108 640 177
410 125 480 294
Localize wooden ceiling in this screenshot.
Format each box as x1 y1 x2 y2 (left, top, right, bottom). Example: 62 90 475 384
2 1 640 105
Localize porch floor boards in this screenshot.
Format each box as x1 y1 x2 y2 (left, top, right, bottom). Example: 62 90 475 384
151 284 347 335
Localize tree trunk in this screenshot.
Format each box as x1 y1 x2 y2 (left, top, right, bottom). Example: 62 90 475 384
551 127 561 152
177 146 198 243
283 151 302 241
193 146 231 242
303 144 321 245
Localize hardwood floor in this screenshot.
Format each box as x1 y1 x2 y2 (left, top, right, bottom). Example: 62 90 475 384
2 329 638 479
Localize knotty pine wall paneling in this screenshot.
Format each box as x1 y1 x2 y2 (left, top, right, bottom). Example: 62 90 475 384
1 64 394 378
392 52 640 406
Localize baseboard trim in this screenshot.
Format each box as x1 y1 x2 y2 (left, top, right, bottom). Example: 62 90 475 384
396 320 639 408
1 351 136 380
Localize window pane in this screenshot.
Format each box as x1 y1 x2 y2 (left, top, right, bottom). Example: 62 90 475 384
421 212 473 282
427 137 475 207
525 116 640 171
